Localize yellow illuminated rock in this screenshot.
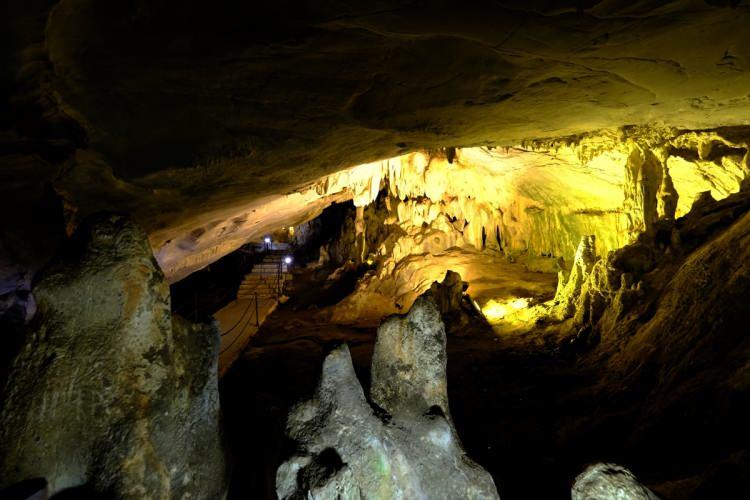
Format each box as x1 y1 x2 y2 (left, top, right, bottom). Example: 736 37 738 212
151 127 747 284
481 297 530 323
315 127 748 324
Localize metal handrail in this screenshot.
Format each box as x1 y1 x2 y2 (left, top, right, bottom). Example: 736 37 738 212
219 255 286 357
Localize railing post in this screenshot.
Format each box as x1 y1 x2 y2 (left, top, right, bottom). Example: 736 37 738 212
255 292 259 327
277 259 281 300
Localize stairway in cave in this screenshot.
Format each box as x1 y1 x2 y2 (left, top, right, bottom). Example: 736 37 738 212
215 250 293 375
237 253 293 300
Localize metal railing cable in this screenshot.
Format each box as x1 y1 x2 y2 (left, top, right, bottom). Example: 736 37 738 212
277 260 282 300
219 296 255 337
219 293 259 355
219 257 285 357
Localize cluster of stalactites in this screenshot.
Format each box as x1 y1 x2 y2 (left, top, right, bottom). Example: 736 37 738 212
318 128 749 266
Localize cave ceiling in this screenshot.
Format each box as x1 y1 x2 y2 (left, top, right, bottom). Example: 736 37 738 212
3 0 750 277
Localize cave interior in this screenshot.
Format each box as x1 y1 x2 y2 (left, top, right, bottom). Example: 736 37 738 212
2 1 750 499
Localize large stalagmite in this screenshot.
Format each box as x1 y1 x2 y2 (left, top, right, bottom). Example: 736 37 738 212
0 214 226 498
276 297 499 499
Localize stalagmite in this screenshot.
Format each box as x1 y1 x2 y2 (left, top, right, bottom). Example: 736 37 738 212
0 214 226 498
354 205 366 263
276 298 500 499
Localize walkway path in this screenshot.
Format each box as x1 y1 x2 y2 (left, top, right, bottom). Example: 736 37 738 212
216 250 292 375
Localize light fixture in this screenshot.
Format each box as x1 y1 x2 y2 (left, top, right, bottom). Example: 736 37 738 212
284 256 292 265
264 236 271 244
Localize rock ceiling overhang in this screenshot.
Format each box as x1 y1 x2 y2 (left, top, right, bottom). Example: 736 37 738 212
3 0 750 279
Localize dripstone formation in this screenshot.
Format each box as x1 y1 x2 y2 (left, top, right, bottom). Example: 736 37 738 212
276 297 500 499
0 214 226 498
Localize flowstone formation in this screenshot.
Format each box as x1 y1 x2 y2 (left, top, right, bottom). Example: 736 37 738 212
0 214 226 498
572 463 659 500
276 297 499 499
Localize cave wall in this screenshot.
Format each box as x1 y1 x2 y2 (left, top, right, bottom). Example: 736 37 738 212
382 128 748 263
543 185 750 498
302 126 750 272
307 126 748 324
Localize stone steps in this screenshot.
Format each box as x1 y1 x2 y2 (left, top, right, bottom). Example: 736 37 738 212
234 254 293 301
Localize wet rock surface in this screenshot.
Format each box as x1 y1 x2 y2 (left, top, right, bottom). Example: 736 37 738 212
276 298 499 499
0 214 226 498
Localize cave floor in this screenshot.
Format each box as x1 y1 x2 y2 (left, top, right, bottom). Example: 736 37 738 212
218 257 749 499
219 259 588 499
220 303 599 499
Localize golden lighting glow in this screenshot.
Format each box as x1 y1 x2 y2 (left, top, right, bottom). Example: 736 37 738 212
288 226 295 236
481 297 530 323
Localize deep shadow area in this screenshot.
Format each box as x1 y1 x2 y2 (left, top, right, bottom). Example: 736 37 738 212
220 301 597 499
221 270 750 499
170 244 264 321
220 308 376 500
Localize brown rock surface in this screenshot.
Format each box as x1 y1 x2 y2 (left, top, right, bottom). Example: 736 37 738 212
3 1 750 287
0 214 226 498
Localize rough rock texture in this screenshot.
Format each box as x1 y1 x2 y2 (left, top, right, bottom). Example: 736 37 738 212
572 463 659 500
0 214 226 498
551 235 598 320
552 186 750 335
5 1 750 293
299 127 748 325
371 297 451 417
546 189 750 496
276 298 499 499
425 270 467 316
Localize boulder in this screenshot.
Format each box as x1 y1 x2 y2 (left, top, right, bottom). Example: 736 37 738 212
0 214 226 498
277 298 499 499
572 463 659 500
